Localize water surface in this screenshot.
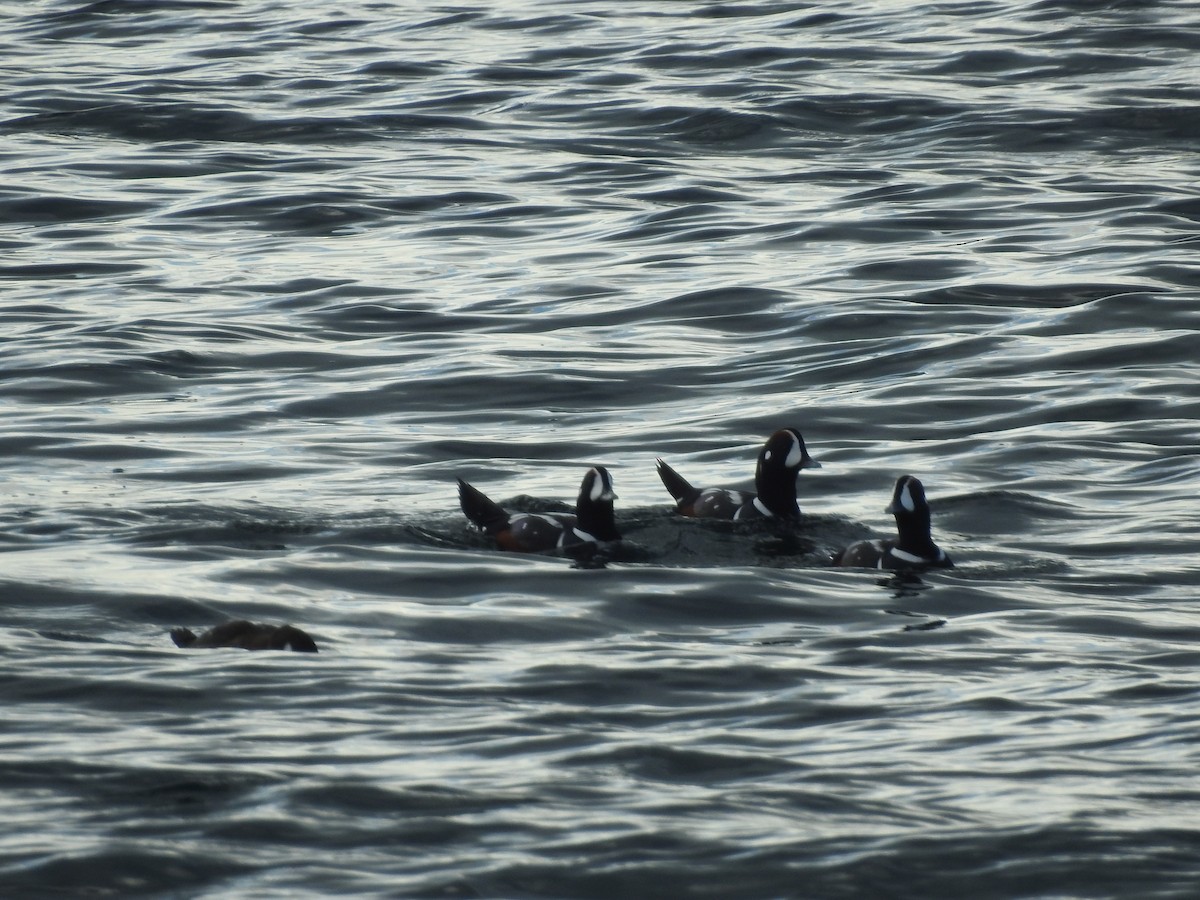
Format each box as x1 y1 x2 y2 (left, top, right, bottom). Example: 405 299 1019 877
2 1 1199 896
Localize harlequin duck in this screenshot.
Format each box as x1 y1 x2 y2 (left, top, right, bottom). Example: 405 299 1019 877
170 620 318 652
832 474 952 570
655 427 820 521
458 465 620 553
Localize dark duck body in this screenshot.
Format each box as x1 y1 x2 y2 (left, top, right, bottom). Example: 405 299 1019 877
171 620 318 652
832 474 953 570
458 466 620 553
655 427 820 521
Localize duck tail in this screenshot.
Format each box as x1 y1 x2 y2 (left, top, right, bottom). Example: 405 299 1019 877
457 478 511 535
655 458 700 505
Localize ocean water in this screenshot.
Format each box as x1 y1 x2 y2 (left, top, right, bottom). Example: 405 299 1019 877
2 0 1199 896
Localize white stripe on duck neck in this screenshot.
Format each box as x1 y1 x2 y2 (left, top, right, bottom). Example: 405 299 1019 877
889 546 928 564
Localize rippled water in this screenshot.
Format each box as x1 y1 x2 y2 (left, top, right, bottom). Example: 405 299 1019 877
3 1 1199 896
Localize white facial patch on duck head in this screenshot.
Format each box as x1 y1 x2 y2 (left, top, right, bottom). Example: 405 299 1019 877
784 432 803 468
589 468 616 502
899 482 916 513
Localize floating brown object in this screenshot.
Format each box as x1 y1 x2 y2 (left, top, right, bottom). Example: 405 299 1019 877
170 620 318 652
